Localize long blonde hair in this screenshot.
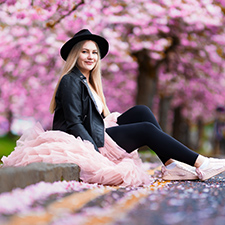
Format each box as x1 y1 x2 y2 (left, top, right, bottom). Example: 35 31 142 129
49 40 110 117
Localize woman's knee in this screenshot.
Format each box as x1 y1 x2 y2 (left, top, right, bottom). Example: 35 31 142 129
117 105 154 125
134 105 154 120
132 105 150 113
129 105 152 119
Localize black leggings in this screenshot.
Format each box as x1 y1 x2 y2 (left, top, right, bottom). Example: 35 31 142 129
106 105 199 166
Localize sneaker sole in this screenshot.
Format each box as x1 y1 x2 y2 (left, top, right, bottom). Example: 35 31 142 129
162 175 198 181
199 167 225 181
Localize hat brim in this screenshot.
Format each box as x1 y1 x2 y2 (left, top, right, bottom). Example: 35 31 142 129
60 34 109 61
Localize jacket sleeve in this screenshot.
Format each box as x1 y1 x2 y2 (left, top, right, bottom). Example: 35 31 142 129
58 75 99 152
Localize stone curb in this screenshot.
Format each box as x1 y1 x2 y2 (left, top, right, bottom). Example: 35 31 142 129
0 162 80 194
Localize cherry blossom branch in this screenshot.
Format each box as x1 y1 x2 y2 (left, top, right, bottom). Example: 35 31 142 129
46 0 85 28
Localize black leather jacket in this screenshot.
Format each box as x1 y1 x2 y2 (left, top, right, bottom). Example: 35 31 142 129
52 67 105 152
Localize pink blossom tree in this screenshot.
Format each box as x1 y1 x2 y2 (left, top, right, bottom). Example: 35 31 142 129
0 0 225 151
0 0 85 134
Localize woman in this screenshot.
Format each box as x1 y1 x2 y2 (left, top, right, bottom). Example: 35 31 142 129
2 29 225 186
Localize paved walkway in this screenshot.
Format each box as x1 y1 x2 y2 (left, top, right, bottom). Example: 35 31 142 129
1 164 225 225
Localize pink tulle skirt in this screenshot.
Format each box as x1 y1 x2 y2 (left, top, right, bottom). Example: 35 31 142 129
1 113 152 187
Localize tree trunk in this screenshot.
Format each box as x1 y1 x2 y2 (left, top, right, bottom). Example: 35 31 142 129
133 50 158 108
159 95 172 133
172 106 190 147
7 109 12 131
195 119 204 151
6 109 15 138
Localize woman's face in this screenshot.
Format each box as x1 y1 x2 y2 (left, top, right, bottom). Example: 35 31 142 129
77 40 99 77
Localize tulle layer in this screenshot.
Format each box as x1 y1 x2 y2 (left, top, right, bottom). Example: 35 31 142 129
1 113 152 187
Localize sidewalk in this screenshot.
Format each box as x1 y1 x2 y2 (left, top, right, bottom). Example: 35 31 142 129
0 158 225 225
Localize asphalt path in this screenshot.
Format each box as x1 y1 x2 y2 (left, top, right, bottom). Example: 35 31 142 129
115 174 225 225
1 167 225 225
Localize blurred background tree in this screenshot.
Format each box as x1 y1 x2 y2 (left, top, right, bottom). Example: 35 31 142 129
1 0 225 156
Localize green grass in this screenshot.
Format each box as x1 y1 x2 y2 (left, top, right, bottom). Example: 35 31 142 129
0 134 19 160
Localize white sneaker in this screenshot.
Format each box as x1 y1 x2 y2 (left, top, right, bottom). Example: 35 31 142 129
196 158 225 181
162 161 198 181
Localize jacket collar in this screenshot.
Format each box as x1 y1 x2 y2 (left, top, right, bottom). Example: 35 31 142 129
72 67 101 115
72 66 86 80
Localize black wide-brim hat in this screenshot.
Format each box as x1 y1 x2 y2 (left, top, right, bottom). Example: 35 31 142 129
60 29 109 61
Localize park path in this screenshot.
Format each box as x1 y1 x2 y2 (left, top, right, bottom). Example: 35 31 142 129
1 165 225 225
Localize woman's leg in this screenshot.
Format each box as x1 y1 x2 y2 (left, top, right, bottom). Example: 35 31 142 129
106 122 199 166
117 105 162 129
107 105 225 181
116 105 170 163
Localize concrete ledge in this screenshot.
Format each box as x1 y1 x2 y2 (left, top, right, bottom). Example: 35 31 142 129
0 162 80 194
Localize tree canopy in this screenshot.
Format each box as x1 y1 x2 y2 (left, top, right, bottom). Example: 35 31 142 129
0 0 225 135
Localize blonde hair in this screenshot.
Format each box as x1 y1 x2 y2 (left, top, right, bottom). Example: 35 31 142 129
49 40 110 117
